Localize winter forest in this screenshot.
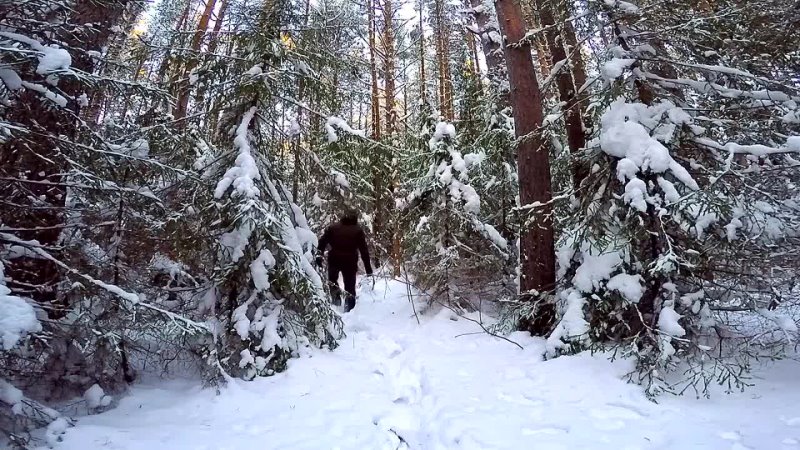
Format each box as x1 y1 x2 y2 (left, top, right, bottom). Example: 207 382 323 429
1 0 800 448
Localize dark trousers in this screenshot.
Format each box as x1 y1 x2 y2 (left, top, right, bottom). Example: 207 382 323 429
327 254 357 311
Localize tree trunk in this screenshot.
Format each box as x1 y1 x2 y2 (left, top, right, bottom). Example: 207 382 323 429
119 50 149 118
291 0 309 200
563 17 587 99
380 0 403 274
418 0 427 102
462 2 481 76
291 79 305 200
433 0 453 119
368 0 387 266
535 0 587 187
382 0 397 134
174 0 218 123
156 0 194 86
206 0 230 55
193 0 230 125
368 0 381 140
469 0 503 81
494 0 556 334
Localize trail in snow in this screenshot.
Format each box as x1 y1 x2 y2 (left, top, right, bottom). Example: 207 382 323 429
57 277 800 450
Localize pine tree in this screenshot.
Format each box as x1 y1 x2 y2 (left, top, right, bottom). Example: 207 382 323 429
494 0 557 334
547 0 800 396
402 117 512 311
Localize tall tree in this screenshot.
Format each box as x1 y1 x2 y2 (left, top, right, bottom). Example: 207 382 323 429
495 0 556 334
468 0 503 82
432 0 453 119
174 0 218 122
534 0 587 187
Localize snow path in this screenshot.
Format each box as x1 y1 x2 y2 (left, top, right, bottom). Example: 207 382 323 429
58 278 800 450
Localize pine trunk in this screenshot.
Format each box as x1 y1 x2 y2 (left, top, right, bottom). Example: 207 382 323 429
469 0 503 81
156 0 194 85
368 0 386 265
535 0 587 187
563 18 587 99
174 0 218 122
206 0 230 55
433 0 453 119
368 0 381 140
494 0 556 334
291 0 310 200
419 0 427 102
383 0 397 134
381 0 403 274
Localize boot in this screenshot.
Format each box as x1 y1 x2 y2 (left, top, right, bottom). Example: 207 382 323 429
344 293 356 313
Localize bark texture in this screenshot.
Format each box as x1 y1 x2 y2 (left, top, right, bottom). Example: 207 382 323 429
494 0 556 334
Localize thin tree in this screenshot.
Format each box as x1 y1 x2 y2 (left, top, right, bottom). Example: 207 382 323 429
432 0 453 119
174 0 218 122
380 0 403 274
468 0 503 81
534 0 587 187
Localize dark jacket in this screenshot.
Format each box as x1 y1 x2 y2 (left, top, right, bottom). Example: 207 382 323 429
318 217 373 274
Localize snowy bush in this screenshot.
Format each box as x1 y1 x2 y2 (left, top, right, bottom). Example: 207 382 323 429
402 117 516 311
538 0 800 397
205 106 343 378
192 6 349 379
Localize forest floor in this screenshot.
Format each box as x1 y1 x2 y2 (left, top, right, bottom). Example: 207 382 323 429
56 277 800 450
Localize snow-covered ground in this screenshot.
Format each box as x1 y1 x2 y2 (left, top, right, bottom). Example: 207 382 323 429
56 277 800 450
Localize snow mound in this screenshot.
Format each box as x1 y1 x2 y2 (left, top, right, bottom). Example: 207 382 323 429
0 262 42 350
0 294 41 350
83 384 113 410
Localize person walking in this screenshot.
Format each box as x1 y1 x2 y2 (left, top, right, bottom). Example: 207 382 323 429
316 209 373 312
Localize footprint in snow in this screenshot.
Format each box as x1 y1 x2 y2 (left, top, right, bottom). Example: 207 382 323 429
522 393 546 407
782 417 800 427
606 401 649 418
497 391 544 407
526 368 543 379
718 431 742 441
521 426 567 436
367 337 404 365
718 432 753 450
590 404 645 421
345 321 371 333
503 367 526 380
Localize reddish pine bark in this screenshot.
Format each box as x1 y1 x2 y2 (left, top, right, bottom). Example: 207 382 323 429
494 0 556 334
432 0 453 119
206 0 230 55
174 0 218 122
535 0 588 187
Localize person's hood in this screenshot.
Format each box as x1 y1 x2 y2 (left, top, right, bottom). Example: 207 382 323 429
340 214 358 225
